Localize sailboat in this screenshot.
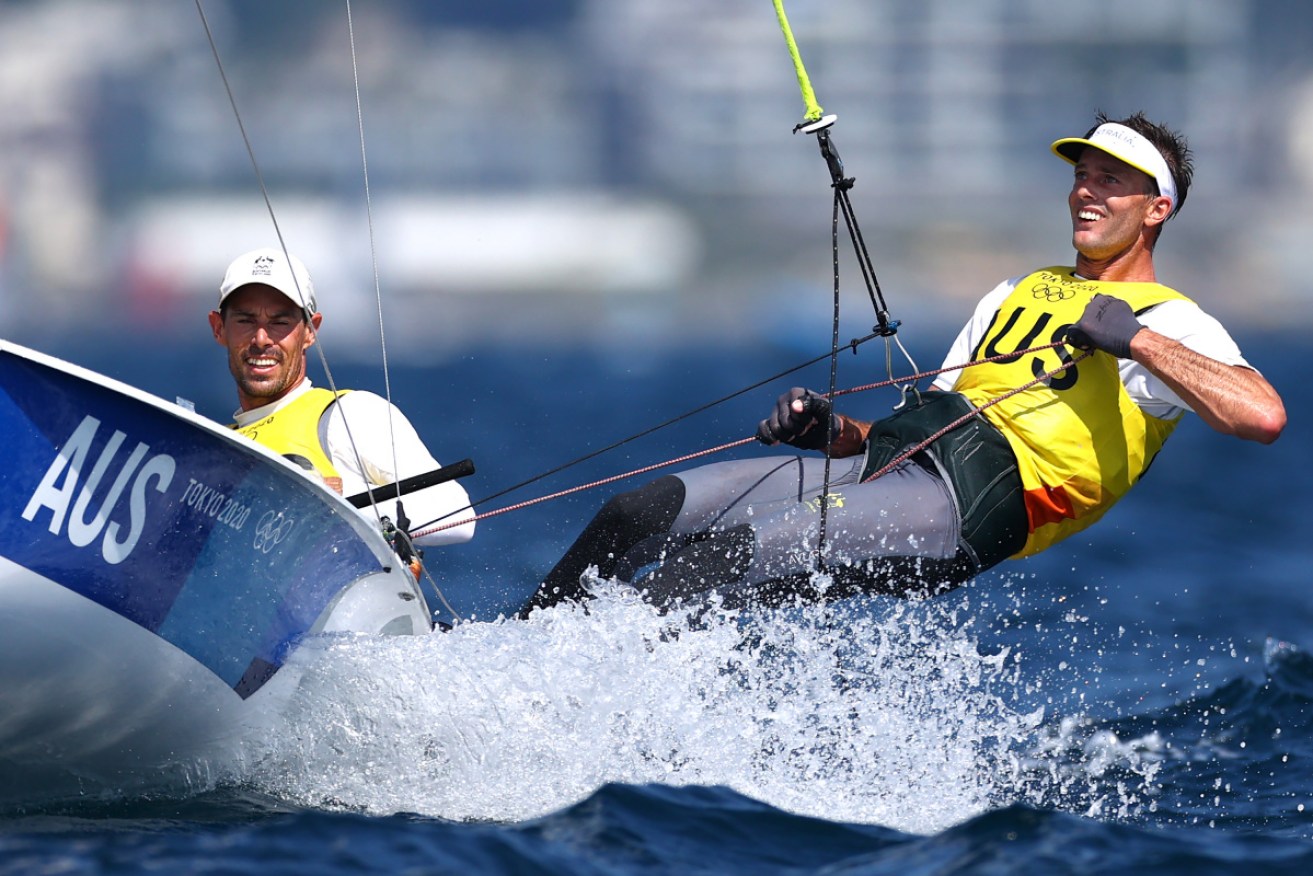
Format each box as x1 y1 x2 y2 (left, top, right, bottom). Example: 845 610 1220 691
0 339 438 808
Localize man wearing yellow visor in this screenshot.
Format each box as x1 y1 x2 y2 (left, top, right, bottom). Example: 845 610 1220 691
523 112 1286 615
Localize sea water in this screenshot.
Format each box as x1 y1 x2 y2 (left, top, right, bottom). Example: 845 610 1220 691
1 332 1310 874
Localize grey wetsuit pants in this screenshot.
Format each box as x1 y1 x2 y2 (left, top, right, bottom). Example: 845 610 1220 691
523 391 1026 614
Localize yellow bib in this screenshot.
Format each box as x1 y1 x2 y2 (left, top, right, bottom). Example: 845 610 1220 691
231 388 348 480
953 268 1190 557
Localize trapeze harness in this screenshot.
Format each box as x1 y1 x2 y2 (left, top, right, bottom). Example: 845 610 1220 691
230 387 348 480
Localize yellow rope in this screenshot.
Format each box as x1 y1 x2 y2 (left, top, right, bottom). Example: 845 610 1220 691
772 0 824 121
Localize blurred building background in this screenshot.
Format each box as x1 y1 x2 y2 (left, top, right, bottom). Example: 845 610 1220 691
1 0 1311 359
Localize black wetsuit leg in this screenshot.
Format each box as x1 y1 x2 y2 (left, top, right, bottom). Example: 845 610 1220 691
521 475 686 615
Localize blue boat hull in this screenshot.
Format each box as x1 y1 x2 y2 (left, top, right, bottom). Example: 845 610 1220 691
0 341 431 807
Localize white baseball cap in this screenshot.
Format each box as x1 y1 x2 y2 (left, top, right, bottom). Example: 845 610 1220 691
1051 122 1178 213
218 247 317 313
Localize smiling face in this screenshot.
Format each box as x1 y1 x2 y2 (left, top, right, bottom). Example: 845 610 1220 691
208 284 321 411
1067 147 1173 280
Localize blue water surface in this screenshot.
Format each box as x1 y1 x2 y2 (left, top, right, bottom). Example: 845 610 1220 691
1 329 1309 875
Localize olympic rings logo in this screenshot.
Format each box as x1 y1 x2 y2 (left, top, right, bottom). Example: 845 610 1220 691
253 510 296 554
1030 281 1077 302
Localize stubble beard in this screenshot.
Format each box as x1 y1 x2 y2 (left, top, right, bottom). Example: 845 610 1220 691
230 351 296 405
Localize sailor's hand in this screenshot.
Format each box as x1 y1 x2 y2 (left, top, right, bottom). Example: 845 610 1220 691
1066 293 1144 359
756 387 837 449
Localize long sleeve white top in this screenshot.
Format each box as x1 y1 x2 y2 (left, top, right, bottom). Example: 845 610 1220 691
231 380 476 546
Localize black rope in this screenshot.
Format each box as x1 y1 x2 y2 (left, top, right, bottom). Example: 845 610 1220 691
808 126 898 337
800 122 899 572
814 178 843 570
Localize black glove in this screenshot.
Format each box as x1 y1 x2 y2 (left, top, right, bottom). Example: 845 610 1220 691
1066 293 1144 359
756 387 837 450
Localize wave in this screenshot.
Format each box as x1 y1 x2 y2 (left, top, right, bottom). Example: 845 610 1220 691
8 786 1312 876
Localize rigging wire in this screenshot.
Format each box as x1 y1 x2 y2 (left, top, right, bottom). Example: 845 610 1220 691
193 1 357 446
342 2 461 620
193 2 300 315
345 0 405 513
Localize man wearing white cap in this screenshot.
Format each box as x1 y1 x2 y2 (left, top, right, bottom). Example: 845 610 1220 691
208 247 475 548
522 112 1285 616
